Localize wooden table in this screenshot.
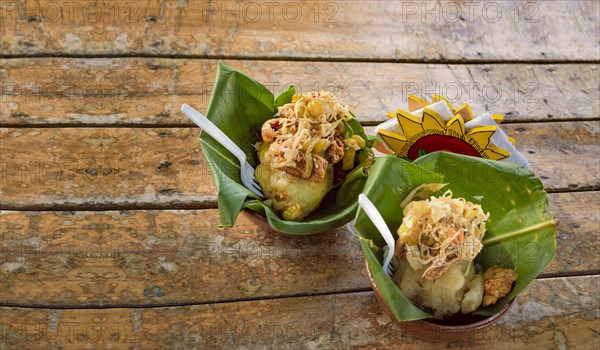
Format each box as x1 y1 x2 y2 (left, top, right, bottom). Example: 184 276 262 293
1 1 598 349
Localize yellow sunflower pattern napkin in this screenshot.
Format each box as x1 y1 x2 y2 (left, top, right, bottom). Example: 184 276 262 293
375 97 529 168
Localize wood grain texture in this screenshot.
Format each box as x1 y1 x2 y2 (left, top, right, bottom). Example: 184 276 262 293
1 1 599 61
500 122 600 192
1 2 597 349
1 122 598 210
0 127 213 209
2 58 598 124
0 276 597 349
0 210 367 306
0 192 597 307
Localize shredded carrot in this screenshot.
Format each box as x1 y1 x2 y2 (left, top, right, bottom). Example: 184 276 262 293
452 230 464 244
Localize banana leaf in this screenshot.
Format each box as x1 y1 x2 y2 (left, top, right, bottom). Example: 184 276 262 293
199 63 371 234
354 152 557 321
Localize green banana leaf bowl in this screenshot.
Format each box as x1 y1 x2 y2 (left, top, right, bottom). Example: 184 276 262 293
199 63 372 235
353 153 557 341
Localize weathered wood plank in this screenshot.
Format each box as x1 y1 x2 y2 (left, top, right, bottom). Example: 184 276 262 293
0 127 213 209
1 1 598 61
0 276 597 349
1 58 598 124
0 210 366 307
0 192 597 307
547 192 600 276
0 122 598 210
500 122 600 192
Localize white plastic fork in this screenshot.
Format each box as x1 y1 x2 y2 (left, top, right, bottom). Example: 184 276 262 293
358 194 395 277
180 104 263 198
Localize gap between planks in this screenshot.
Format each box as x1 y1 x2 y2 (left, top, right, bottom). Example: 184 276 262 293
1 54 600 65
0 189 598 212
0 287 373 310
1 118 599 129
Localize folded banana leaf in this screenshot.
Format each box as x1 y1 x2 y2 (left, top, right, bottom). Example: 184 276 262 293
354 152 557 320
200 63 371 234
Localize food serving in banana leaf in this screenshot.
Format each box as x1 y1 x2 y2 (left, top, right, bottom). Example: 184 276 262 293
354 153 557 323
255 91 370 221
392 185 518 318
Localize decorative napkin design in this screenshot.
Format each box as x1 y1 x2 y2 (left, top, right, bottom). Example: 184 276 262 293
375 95 529 168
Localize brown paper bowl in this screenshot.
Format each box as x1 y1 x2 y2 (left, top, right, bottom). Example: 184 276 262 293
366 260 515 343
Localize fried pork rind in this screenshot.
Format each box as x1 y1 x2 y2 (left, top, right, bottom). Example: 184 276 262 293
483 266 518 307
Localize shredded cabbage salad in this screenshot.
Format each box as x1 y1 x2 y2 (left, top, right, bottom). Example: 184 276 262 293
268 91 352 168
398 190 489 280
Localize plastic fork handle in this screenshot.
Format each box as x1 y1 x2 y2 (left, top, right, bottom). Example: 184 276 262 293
358 194 396 255
181 104 247 163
